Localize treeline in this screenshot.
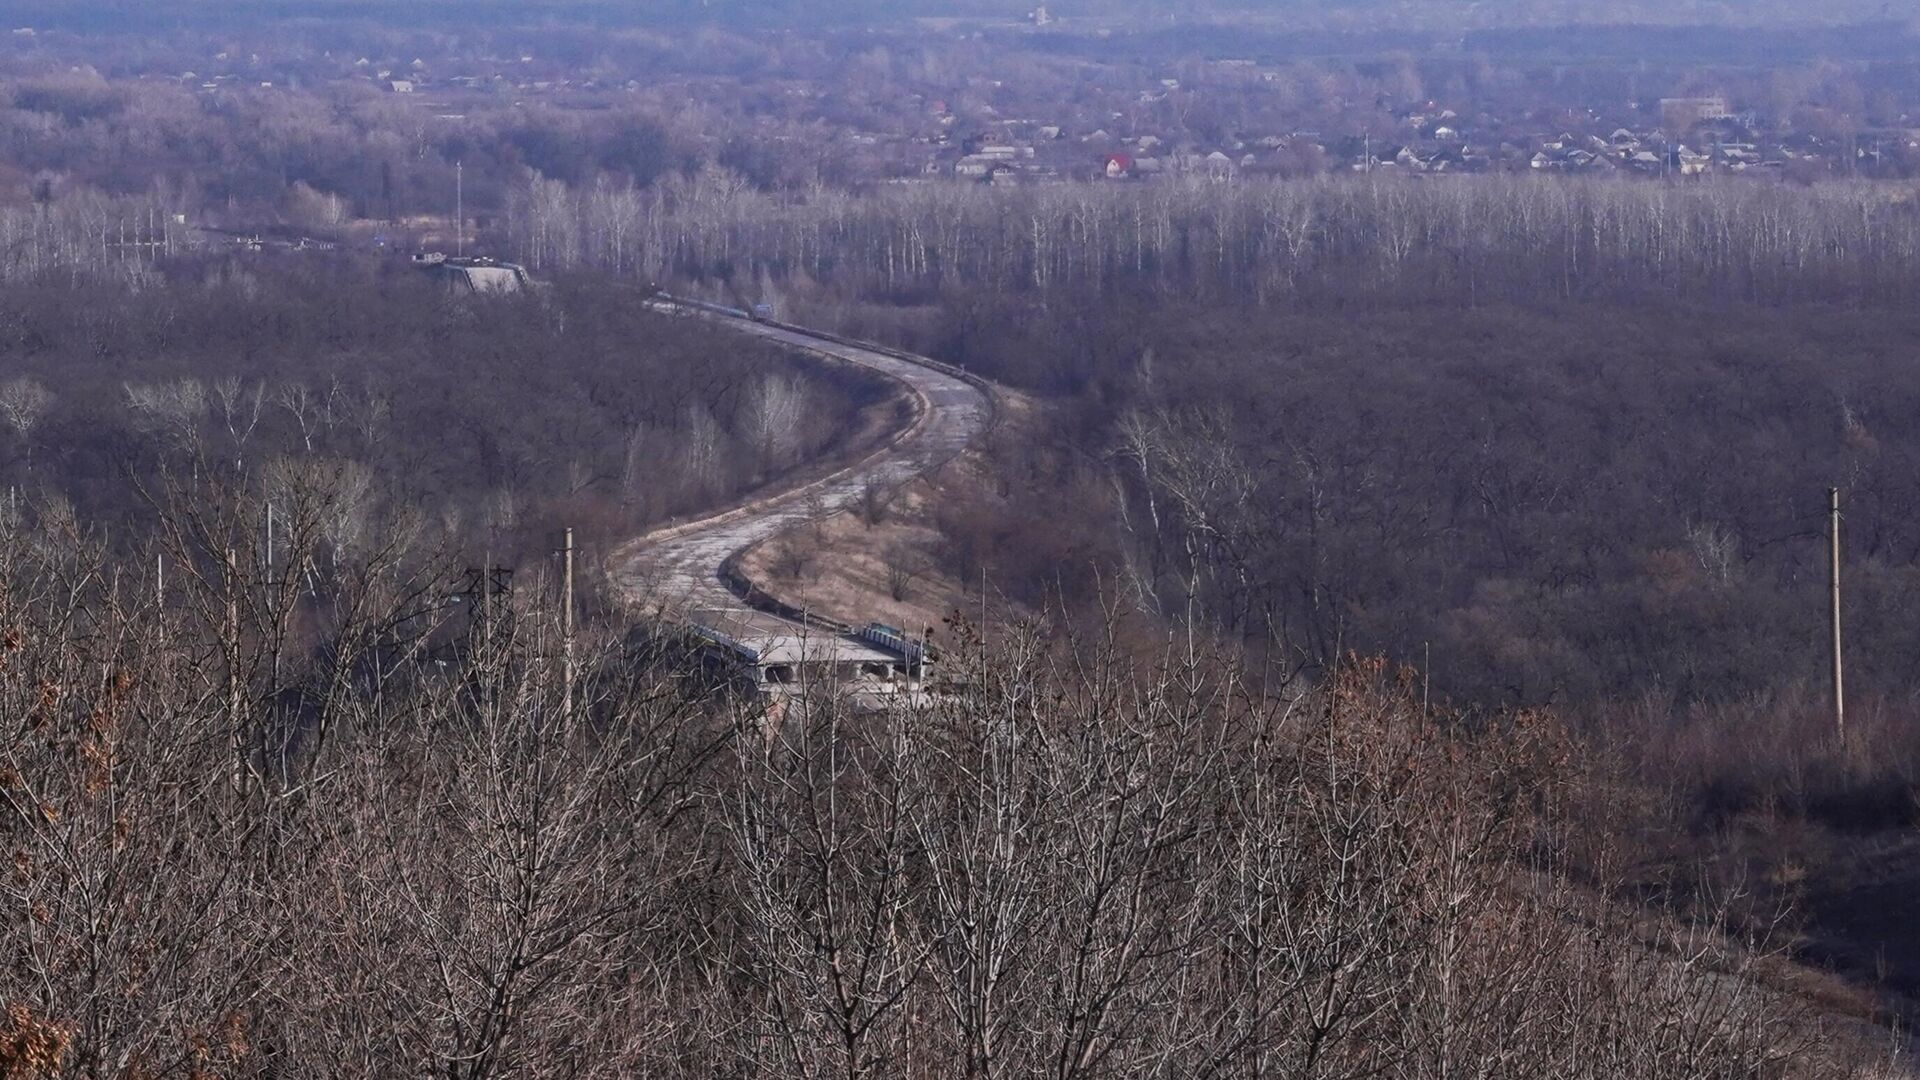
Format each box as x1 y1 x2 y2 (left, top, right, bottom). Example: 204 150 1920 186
0 486 1882 1077
0 73 693 224
16 141 1920 310
507 172 1920 309
0 260 889 561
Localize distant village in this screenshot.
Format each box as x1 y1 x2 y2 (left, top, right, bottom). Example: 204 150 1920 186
911 90 1910 187
12 11 1920 197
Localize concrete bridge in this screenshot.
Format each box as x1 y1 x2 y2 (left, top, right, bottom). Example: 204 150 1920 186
612 297 992 698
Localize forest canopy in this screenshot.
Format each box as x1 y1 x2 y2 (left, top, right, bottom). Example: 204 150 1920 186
0 4 1917 1071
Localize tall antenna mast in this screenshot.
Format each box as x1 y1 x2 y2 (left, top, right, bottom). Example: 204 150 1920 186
455 161 464 257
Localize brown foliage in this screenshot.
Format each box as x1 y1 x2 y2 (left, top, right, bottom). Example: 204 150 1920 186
0 473 1891 1077
0 1003 69 1079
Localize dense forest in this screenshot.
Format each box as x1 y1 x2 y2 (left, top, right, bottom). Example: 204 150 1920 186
0 501 1884 1077
0 262 893 563
2 5 1920 1075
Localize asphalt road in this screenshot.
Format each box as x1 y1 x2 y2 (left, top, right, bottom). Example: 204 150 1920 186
612 305 991 638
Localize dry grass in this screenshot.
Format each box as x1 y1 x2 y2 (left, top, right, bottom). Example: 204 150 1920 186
737 456 1000 638
734 385 1044 638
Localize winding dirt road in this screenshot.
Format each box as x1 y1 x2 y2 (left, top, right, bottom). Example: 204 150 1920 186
612 301 991 642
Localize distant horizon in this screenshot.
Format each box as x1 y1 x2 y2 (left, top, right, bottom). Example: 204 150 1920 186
5 0 1910 34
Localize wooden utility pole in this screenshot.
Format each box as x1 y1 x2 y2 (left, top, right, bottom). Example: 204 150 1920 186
154 553 167 650
226 546 244 790
481 547 493 665
266 502 280 689
561 527 575 718
1423 641 1431 719
1829 487 1845 745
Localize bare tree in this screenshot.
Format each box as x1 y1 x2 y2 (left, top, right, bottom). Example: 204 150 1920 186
746 372 808 475
727 695 930 1078
884 543 925 602
347 380 391 450
859 478 894 527
275 381 320 454
0 377 53 453
680 403 724 500
0 476 1878 1080
212 375 266 469
124 377 208 453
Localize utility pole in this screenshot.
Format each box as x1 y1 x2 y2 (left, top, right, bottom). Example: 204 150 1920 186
561 527 575 719
1423 641 1431 719
1829 487 1846 745
455 160 464 258
481 546 493 675
977 563 989 692
226 546 243 791
266 502 281 689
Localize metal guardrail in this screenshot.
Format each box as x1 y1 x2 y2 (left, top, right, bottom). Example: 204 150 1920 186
859 622 930 665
